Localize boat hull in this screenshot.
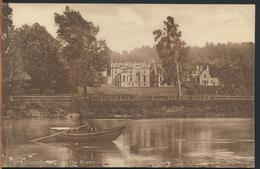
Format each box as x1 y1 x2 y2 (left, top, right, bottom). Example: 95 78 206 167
49 126 125 142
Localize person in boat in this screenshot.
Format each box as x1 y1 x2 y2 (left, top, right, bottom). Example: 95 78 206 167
90 127 98 132
69 122 98 132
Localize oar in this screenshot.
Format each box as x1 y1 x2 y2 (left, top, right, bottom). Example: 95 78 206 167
29 123 89 142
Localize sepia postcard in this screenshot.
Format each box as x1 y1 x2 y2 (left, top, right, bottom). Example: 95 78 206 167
1 3 255 168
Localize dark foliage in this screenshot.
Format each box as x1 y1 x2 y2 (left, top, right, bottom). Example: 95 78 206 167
55 6 110 90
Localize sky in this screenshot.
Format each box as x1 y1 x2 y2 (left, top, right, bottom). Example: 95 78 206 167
9 4 255 53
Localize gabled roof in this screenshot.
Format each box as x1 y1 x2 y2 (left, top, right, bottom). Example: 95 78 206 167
198 69 208 76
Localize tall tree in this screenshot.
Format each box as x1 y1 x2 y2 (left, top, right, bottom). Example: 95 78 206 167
54 6 110 93
153 16 188 96
15 23 67 93
3 4 30 115
2 4 25 115
2 3 13 115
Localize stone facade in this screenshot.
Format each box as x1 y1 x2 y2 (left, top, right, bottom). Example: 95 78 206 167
111 61 150 87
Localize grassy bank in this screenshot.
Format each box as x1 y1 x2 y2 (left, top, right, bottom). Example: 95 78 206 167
86 102 254 119
4 99 254 119
87 86 180 96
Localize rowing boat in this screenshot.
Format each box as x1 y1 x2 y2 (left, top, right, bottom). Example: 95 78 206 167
48 126 125 142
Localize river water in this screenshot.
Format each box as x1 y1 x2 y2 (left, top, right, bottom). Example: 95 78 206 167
2 118 254 167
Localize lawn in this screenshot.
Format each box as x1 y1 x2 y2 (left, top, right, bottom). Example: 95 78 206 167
87 86 179 96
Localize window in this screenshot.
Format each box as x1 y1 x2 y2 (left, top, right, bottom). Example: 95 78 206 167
204 74 206 78
130 75 132 81
143 76 146 82
126 76 128 81
138 76 140 82
115 70 117 74
123 75 125 82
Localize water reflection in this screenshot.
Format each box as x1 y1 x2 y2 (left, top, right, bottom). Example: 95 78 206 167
114 118 254 167
3 118 254 167
5 141 121 167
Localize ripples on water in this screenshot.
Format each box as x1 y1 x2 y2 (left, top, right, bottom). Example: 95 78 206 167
2 118 254 167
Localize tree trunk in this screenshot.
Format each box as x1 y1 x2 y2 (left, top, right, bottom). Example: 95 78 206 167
40 72 43 94
84 85 87 104
9 61 13 109
8 46 14 116
175 50 182 97
176 64 182 97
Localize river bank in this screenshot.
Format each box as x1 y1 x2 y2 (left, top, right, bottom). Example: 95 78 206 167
3 100 254 119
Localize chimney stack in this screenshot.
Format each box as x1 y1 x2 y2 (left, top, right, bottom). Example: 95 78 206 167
196 65 199 72
206 65 209 73
199 65 203 72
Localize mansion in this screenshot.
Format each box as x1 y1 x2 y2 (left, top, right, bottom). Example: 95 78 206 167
111 61 150 87
102 60 164 87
